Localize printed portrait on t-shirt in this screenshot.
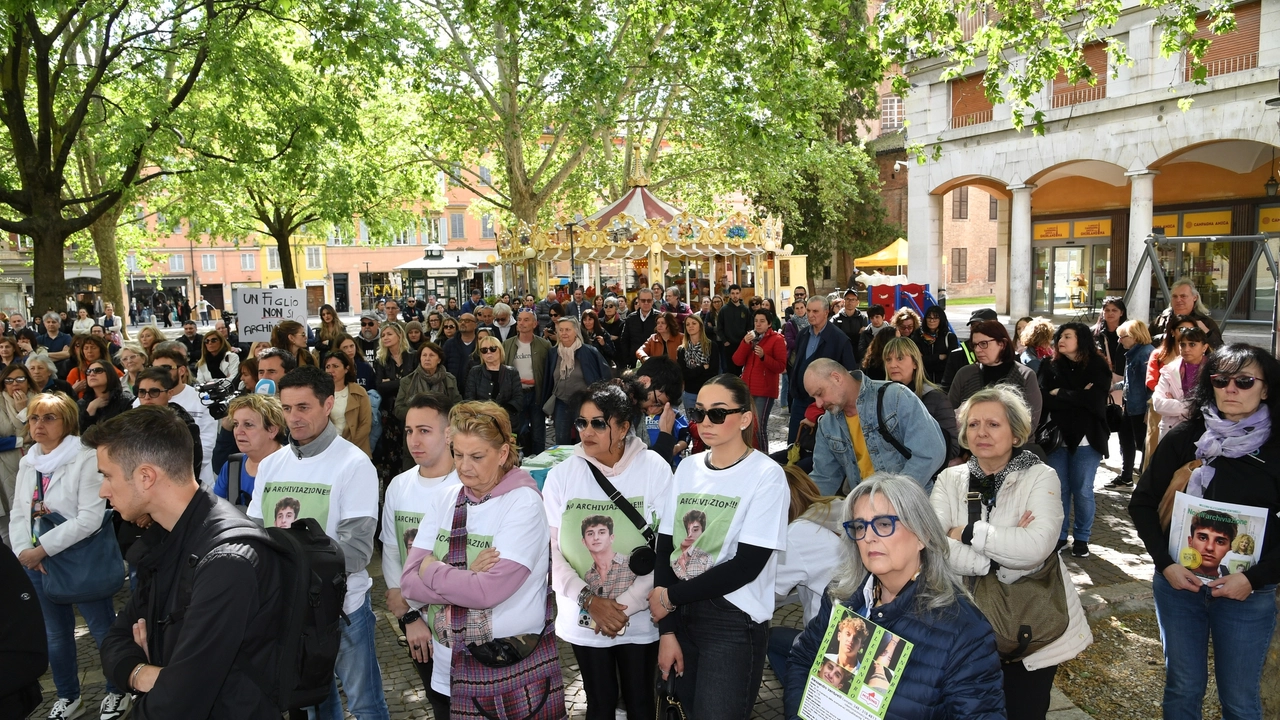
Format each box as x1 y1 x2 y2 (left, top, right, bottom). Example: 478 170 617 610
259 482 333 531
669 493 738 580
427 526 495 642
394 510 425 563
558 498 649 599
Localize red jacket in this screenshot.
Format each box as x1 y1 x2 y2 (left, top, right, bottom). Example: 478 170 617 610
733 329 787 398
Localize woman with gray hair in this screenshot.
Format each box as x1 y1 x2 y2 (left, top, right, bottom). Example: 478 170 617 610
26 353 74 396
931 385 1092 720
784 473 1005 720
544 317 611 444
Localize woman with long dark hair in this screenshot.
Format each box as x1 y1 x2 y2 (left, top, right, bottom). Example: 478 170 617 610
649 374 788 720
1040 322 1111 559
315 303 345 357
78 359 133 430
195 331 240 383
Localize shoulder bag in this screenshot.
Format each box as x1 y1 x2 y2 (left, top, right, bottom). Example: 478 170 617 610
584 459 658 576
32 478 124 604
965 476 1069 661
1158 459 1202 531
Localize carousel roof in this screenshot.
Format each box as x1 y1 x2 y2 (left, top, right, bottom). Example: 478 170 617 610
584 186 684 228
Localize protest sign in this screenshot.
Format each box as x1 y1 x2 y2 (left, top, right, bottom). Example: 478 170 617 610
1168 491 1267 584
234 288 307 341
799 604 912 720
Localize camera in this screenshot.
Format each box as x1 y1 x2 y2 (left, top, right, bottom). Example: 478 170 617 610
198 378 246 420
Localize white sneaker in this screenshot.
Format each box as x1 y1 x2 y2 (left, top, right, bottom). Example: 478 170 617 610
100 692 132 720
47 697 83 720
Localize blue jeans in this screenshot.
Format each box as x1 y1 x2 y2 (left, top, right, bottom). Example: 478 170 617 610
1153 572 1277 720
366 389 383 452
554 399 576 446
752 396 774 452
767 626 801 711
779 375 789 406
1047 443 1102 542
672 597 769 720
313 593 389 720
27 568 119 701
682 392 699 413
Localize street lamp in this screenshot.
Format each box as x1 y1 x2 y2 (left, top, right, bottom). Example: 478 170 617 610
1266 146 1278 198
556 213 586 290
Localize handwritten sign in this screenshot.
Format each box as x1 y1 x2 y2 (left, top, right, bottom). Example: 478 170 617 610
234 288 307 341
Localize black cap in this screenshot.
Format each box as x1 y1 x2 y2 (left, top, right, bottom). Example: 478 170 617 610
968 308 998 325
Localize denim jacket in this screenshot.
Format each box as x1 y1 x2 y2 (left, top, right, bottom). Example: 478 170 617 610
1121 343 1155 415
809 371 947 495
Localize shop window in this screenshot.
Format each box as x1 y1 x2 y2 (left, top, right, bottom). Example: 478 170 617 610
952 187 969 220
988 248 997 282
951 248 967 283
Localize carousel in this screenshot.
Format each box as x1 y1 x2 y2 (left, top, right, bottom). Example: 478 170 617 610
497 145 803 304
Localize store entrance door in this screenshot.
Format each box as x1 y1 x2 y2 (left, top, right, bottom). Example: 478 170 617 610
1052 247 1088 314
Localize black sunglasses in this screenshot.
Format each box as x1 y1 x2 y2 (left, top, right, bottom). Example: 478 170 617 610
688 406 747 424
574 417 609 431
136 387 166 398
1210 374 1260 391
479 346 499 354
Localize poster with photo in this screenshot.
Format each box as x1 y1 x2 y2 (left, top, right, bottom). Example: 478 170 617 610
559 497 649 598
669 493 739 580
260 481 332 530
1167 491 1267 584
799 605 912 720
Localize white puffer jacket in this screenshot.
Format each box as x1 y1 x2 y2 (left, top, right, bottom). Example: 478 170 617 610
931 461 1093 671
1152 357 1191 440
195 352 241 384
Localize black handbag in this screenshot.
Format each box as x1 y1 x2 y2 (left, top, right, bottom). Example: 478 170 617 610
1034 415 1062 457
656 674 687 720
584 460 657 576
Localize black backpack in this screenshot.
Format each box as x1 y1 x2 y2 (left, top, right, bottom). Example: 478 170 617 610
177 516 348 711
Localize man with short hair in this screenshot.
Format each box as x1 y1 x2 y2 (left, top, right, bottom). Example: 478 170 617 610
248 366 387 720
355 314 381 365
562 287 591 320
787 297 859 443
620 288 659 365
476 304 495 328
491 302 516 342
7 313 25 336
444 313 478 381
785 286 809 320
381 394 458 719
1186 511 1237 579
178 320 202 366
403 297 424 323
857 304 888 360
716 285 752 376
535 289 560 331
37 311 72 363
461 288 485 314
504 309 552 455
136 367 204 478
99 303 122 336
803 359 946 495
384 299 402 325
138 348 217 485
831 289 868 351
662 288 692 326
92 406 285 719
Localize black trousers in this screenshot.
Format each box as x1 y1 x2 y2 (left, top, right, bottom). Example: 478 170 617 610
1001 661 1058 720
1117 412 1147 479
409 655 452 720
571 641 659 720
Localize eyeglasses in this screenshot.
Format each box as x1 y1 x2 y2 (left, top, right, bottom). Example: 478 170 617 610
479 346 499 355
687 406 747 424
86 366 108 376
972 339 999 350
29 413 61 425
639 298 653 303
136 388 167 399
1210 374 1260 391
843 515 901 542
574 417 609 431
3 377 26 385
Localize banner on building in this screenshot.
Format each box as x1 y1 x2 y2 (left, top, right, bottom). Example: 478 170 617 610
1181 210 1232 237
1033 222 1071 240
1152 214 1179 236
234 287 307 341
1259 207 1280 233
1073 218 1112 239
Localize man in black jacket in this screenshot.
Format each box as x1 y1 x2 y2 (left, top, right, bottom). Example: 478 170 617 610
90 405 284 720
716 284 751 375
830 289 868 352
619 287 658 368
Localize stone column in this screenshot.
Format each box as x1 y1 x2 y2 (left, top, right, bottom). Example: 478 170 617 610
907 181 943 294
1125 169 1158 323
1007 184 1036 318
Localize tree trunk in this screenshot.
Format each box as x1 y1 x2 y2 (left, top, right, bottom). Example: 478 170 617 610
32 225 70 316
88 205 129 339
273 233 298 289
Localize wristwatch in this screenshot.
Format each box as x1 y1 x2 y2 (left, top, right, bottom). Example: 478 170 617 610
577 586 594 610
399 609 422 630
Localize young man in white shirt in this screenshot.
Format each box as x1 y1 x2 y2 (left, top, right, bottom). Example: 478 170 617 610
380 394 462 720
248 366 388 720
143 347 217 487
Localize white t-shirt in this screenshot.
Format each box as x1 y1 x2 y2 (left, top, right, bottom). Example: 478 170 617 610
135 384 216 486
424 484 550 695
543 449 673 647
774 516 842 625
247 436 379 615
513 340 534 384
659 450 788 624
380 467 458 609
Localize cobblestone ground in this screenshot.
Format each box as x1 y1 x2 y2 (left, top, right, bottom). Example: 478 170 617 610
35 403 1146 719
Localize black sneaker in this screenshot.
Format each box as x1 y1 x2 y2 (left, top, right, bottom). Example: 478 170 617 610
1106 477 1133 488
1054 538 1068 554
1071 541 1090 558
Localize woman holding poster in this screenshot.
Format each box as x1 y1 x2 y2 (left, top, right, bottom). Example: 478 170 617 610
543 379 673 720
1129 344 1280 720
648 374 789 720
783 473 1005 720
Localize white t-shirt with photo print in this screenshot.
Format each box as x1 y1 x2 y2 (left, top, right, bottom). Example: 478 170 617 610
247 437 378 615
380 467 459 609
659 449 789 624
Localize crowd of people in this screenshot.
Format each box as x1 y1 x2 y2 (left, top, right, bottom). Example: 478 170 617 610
1 276 1276 720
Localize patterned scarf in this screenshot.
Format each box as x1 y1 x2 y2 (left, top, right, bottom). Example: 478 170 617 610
1187 403 1271 498
966 449 1042 510
433 487 494 647
685 340 707 368
556 337 583 381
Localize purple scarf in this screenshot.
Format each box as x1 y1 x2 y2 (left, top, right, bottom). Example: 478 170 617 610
1187 403 1271 497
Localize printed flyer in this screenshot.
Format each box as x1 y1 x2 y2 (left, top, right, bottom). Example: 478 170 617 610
799 604 912 720
1167 491 1267 584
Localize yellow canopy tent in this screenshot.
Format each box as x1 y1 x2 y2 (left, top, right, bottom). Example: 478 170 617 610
854 238 908 271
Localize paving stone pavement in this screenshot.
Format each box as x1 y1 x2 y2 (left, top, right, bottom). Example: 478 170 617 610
33 404 1151 719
